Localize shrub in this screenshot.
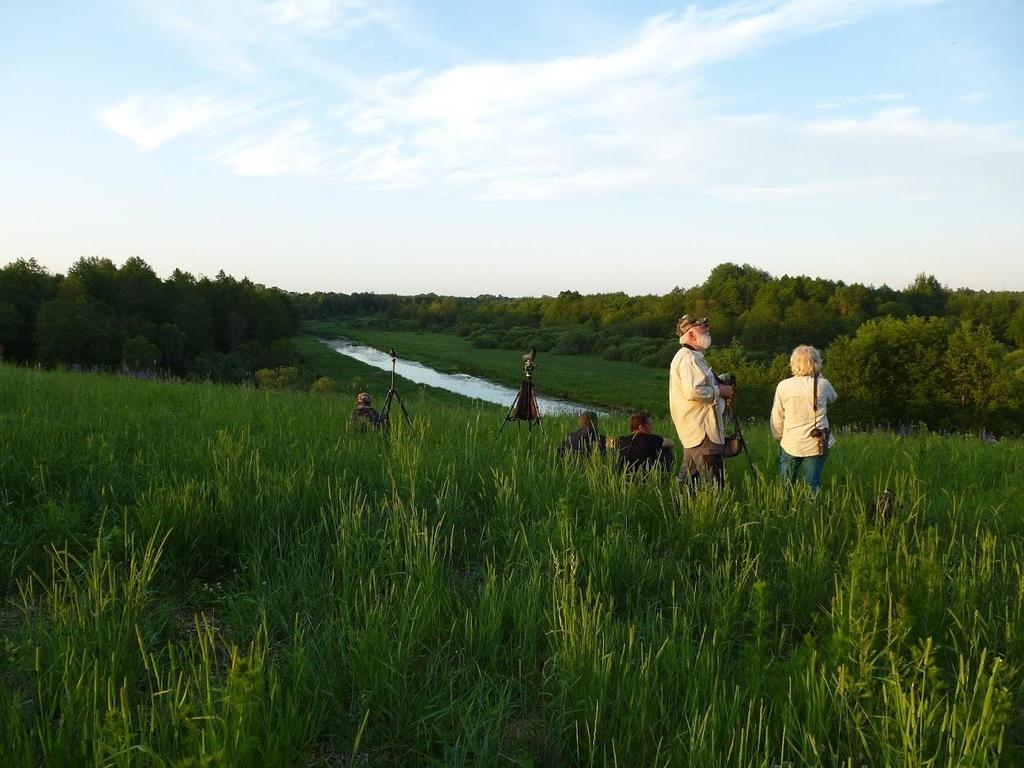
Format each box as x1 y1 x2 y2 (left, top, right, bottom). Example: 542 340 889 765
255 366 300 390
309 376 336 395
468 331 500 349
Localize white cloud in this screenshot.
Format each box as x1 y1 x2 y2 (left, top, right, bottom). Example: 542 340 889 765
105 0 1014 205
142 0 387 76
215 119 331 175
773 106 1024 205
96 90 292 152
265 0 375 33
814 93 906 110
343 140 424 187
97 93 229 151
805 107 1024 153
329 0 947 197
958 91 988 105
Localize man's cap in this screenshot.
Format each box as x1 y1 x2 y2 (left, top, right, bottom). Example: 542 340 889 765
676 314 709 336
356 392 372 405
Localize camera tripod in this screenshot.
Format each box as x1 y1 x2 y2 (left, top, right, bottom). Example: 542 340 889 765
378 348 412 429
724 399 760 479
498 349 542 433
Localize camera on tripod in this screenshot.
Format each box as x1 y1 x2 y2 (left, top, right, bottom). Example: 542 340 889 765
522 349 536 377
499 348 541 432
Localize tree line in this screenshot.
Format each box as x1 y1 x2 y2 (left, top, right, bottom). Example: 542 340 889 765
0 257 299 382
3 257 1020 433
296 264 1024 358
294 263 1024 433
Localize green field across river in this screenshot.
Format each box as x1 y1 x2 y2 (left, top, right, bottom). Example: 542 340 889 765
303 322 669 415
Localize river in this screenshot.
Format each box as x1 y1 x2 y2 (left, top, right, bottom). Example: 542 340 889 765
320 338 602 416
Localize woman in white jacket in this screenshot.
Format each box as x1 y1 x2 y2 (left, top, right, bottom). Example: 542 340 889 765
770 345 838 492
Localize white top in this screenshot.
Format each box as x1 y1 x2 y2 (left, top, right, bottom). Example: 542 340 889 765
770 375 838 457
669 345 726 449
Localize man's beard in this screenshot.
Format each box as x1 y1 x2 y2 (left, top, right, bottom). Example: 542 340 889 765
693 330 712 350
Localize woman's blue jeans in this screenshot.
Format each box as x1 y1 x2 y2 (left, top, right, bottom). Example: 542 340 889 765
778 448 827 492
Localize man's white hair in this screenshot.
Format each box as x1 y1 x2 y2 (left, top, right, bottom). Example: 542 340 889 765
790 345 823 376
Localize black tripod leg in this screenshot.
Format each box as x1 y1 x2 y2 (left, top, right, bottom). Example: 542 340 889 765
391 389 413 425
738 428 757 477
724 403 757 481
532 392 543 431
727 401 759 479
498 392 520 434
376 391 392 432
526 388 537 431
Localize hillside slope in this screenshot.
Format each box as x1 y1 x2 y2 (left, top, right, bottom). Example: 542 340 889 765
2 365 1022 766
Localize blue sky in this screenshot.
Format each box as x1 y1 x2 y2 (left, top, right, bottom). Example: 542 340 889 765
1 0 1022 295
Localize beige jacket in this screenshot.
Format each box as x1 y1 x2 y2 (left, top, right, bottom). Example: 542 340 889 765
669 345 725 449
770 375 838 457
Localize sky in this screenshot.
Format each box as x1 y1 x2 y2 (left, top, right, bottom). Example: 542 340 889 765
1 0 1022 296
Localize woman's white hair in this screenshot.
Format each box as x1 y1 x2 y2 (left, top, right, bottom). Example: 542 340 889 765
790 344 823 376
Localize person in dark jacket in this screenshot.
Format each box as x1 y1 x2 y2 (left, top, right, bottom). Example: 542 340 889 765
614 411 674 476
558 410 607 460
350 392 380 432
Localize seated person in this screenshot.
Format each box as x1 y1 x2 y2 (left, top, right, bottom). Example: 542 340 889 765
614 411 674 476
558 410 607 459
350 392 380 431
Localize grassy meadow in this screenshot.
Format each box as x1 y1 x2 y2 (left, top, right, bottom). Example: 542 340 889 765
2 362 1023 766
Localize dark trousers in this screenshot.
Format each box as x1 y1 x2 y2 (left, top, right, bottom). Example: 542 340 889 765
679 439 724 492
657 447 674 474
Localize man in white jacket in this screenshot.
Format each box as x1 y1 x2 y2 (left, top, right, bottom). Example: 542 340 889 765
669 315 733 492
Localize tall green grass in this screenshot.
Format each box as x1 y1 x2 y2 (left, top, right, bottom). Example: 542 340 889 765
1 364 1022 766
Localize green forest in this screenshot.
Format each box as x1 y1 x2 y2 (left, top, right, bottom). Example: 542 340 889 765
299 264 1024 433
0 257 299 381
3 258 1023 433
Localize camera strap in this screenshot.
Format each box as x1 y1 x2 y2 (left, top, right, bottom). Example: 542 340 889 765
812 373 828 456
812 372 824 434
812 372 818 422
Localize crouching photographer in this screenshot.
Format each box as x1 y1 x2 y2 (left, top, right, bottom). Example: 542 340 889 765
613 411 674 477
350 392 381 432
770 345 838 492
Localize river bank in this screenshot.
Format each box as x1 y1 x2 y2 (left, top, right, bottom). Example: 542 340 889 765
320 337 601 415
302 322 668 416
